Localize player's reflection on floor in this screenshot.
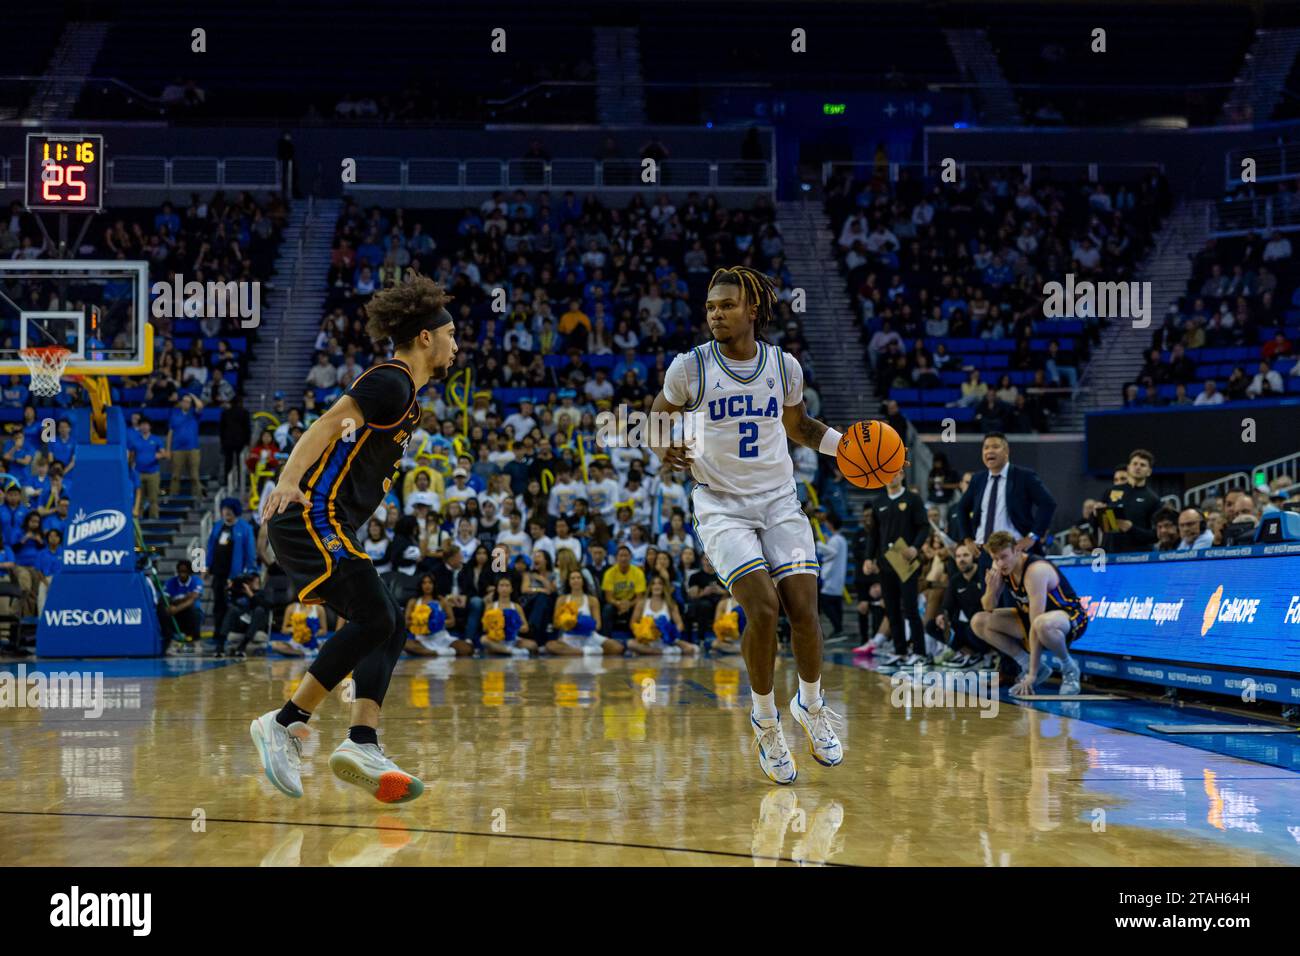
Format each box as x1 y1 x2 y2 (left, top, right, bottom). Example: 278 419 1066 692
751 789 845 866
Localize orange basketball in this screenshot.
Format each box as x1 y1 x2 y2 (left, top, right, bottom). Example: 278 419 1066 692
836 420 906 489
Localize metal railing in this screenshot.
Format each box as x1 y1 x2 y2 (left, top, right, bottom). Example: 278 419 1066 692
1251 450 1300 491
351 157 772 192
1183 471 1250 506
1209 194 1300 237
824 160 1163 187
105 156 281 191
1225 140 1300 190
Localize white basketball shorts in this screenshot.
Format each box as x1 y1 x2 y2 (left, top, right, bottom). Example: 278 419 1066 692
690 482 819 592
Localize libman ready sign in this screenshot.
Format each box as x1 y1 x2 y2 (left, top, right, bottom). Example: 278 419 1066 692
38 437 160 657
63 508 132 571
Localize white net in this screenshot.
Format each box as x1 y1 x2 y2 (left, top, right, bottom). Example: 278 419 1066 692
19 347 72 397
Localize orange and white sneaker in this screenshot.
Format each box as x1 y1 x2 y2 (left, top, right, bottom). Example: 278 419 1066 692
328 739 425 804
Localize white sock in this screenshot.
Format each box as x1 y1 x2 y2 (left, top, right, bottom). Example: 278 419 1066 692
751 690 778 721
872 632 886 644
798 678 822 710
1012 650 1029 669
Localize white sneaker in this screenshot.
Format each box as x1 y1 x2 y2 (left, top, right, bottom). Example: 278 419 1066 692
1059 656 1082 695
789 692 844 767
751 714 797 785
509 646 531 659
249 709 310 799
328 739 425 804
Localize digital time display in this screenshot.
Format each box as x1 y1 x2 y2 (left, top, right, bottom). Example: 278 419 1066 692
25 133 105 212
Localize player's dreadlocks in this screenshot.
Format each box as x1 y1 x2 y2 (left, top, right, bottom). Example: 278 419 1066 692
364 273 453 347
708 266 777 333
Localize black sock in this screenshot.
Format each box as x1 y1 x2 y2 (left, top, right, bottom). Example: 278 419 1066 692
348 725 378 746
275 701 312 728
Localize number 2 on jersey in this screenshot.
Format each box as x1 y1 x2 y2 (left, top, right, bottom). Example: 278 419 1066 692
738 422 758 458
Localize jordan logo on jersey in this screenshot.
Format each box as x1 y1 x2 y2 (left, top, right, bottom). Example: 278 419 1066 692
707 394 780 421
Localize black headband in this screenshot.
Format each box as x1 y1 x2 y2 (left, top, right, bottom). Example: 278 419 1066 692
429 307 453 331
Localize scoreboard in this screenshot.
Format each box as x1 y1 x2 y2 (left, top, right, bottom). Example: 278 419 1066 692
25 133 104 212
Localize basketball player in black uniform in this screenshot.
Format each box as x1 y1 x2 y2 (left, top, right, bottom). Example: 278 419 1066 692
250 276 456 803
970 530 1087 697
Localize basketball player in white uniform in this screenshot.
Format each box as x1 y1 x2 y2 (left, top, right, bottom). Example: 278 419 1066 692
651 266 845 784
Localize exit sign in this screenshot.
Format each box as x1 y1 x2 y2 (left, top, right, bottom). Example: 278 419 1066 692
822 103 846 115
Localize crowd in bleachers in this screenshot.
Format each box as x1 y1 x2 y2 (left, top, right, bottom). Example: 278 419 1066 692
827 167 1172 432
201 191 848 658
1132 225 1300 407
0 192 283 644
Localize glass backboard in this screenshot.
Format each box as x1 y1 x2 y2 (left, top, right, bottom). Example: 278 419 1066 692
0 260 152 378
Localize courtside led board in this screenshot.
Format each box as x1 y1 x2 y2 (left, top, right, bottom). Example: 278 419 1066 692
25 133 105 213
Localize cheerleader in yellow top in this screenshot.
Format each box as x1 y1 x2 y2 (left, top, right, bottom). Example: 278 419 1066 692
481 576 538 658
629 576 698 657
546 570 625 656
712 595 744 655
404 573 473 657
271 602 340 658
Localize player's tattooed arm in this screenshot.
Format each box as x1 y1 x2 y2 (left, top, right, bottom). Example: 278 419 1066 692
781 402 830 451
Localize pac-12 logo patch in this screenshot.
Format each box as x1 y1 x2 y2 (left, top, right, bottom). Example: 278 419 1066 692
323 534 343 553
767 377 775 389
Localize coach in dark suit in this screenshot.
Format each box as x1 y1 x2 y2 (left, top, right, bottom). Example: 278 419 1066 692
951 432 1056 560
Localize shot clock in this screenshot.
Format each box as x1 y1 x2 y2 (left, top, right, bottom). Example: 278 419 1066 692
25 133 105 212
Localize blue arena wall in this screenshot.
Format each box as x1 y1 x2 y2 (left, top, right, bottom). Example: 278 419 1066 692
1053 544 1300 705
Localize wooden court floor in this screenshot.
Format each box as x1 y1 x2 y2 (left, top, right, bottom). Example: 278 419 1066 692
1 654 1298 866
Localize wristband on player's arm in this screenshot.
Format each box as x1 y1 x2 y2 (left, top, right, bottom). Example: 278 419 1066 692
818 427 842 456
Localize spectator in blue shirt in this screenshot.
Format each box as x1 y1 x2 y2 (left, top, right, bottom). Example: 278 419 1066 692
0 485 30 547
47 460 73 507
0 376 28 407
13 511 45 567
46 418 76 473
42 496 71 536
0 538 35 617
130 419 167 519
24 455 52 512
612 348 647 384
35 528 63 578
206 498 257 635
20 405 43 449
166 395 203 497
2 431 34 485
154 201 180 236
162 558 204 651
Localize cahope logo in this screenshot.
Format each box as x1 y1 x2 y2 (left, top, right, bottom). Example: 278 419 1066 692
44 607 143 627
49 886 151 936
67 509 127 546
1201 584 1260 636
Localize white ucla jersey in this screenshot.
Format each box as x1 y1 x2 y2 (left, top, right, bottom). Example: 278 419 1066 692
663 339 802 497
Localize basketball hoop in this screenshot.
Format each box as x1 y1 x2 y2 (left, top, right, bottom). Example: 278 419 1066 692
19 345 72 397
